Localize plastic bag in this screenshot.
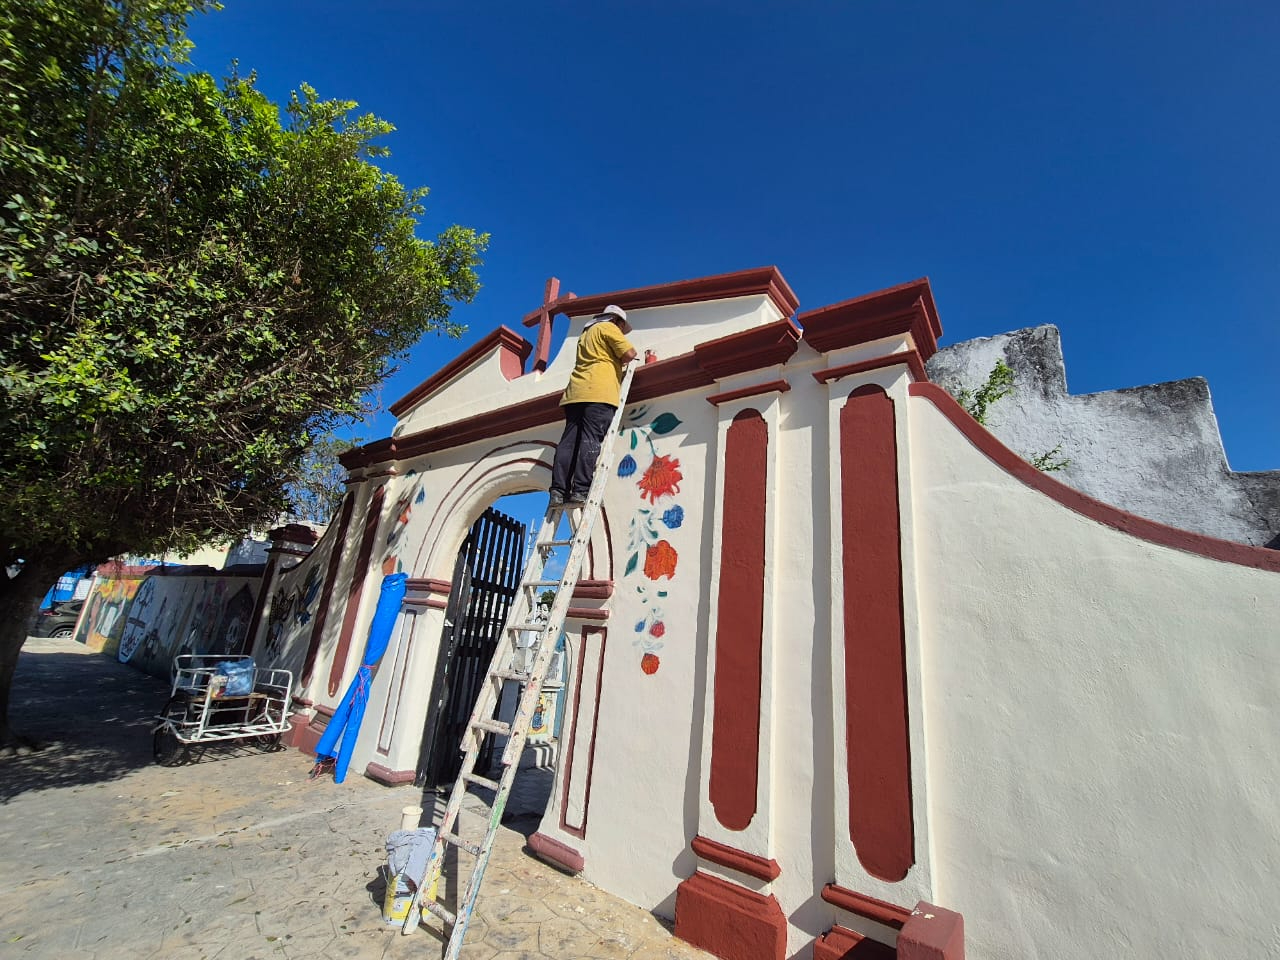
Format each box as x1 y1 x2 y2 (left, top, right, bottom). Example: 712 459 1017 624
214 659 255 697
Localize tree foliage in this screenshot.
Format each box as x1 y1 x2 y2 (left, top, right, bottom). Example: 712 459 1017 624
287 432 360 525
0 0 487 743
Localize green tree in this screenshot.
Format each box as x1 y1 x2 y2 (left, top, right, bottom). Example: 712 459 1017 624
287 431 361 525
0 0 487 747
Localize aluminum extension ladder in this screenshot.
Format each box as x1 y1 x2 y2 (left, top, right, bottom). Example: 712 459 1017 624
401 363 637 956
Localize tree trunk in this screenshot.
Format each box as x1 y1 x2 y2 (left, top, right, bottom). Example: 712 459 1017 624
0 557 71 750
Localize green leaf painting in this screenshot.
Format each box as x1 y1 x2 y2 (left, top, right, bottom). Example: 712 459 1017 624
650 412 682 435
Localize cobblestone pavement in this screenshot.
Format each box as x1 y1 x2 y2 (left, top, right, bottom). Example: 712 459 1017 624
0 638 710 960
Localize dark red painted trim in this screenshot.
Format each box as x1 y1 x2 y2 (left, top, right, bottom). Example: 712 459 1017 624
386 393 565 465
694 319 801 380
710 409 768 832
424 599 447 610
909 381 1280 573
630 351 715 404
691 835 781 881
571 580 614 600
566 606 609 621
800 278 941 360
524 266 799 325
813 925 896 960
287 707 332 756
814 349 927 386
706 379 791 407
389 326 532 418
342 325 799 469
340 437 395 469
329 486 386 697
560 625 607 839
364 762 416 786
675 872 787 960
840 385 914 882
821 884 911 929
528 832 585 873
300 494 357 689
406 577 452 595
899 901 966 960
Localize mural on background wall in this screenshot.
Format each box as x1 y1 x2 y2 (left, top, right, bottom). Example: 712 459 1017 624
617 407 687 675
262 563 324 663
383 473 425 575
115 575 261 678
214 584 256 655
118 577 158 663
75 575 146 656
176 578 227 659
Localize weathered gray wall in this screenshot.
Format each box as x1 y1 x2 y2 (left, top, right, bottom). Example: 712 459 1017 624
926 325 1280 548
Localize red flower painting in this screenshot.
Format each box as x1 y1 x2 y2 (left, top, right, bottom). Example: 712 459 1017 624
641 653 661 675
643 540 678 580
637 454 683 504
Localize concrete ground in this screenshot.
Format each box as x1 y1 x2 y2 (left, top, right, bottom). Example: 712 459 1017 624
0 638 710 960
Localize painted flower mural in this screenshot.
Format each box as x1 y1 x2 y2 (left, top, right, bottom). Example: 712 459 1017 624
638 455 683 503
643 540 678 580
618 407 688 676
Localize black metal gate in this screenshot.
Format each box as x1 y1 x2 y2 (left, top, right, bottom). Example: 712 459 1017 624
415 506 526 788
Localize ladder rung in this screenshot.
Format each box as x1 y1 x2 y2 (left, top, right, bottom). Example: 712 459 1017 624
462 771 500 790
472 718 511 736
491 668 531 683
523 579 560 588
507 622 549 633
422 897 457 926
441 832 483 857
538 538 573 548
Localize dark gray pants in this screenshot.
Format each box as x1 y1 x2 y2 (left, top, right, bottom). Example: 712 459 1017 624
551 402 616 497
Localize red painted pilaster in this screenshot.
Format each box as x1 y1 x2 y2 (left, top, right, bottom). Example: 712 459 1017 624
840 385 914 882
328 485 386 697
299 493 356 689
709 408 768 832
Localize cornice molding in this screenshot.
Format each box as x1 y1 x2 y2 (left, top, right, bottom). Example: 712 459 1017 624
388 326 532 419
799 278 941 360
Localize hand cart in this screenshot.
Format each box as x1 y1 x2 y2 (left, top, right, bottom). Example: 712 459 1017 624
152 654 294 766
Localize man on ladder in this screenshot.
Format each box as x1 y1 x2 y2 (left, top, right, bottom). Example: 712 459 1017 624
401 304 639 958
548 304 637 508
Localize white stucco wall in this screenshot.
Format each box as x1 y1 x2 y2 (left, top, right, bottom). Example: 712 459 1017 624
909 394 1280 960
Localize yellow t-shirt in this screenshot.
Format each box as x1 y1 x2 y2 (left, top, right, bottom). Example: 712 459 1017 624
560 320 635 406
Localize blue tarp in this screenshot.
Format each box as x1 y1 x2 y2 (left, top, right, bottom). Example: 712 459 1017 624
314 572 408 782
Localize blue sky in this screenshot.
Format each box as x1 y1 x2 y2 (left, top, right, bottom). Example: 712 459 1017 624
188 1 1279 485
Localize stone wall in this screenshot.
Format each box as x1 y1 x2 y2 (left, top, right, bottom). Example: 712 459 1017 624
926 325 1280 548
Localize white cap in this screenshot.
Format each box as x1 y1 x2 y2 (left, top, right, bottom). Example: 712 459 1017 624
593 303 631 333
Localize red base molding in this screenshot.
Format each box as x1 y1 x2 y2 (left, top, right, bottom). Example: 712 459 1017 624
821 884 910 929
284 712 322 754
814 925 895 960
364 762 416 786
675 871 786 960
691 835 781 881
899 902 964 960
527 832 584 873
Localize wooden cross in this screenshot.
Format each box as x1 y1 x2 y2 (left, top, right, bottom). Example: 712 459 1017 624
522 276 575 373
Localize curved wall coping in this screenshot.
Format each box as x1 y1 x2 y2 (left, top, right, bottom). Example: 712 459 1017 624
909 381 1280 574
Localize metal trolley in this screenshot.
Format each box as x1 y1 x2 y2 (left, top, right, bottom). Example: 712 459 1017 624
152 654 294 766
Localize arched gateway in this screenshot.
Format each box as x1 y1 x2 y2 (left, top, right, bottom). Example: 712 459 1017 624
256 266 1280 960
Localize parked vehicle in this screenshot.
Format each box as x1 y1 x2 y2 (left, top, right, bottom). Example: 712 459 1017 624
31 599 84 638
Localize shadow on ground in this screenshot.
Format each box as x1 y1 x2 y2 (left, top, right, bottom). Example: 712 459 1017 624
1 645 167 802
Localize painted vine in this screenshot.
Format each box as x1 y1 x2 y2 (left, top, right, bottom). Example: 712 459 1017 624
617 405 686 675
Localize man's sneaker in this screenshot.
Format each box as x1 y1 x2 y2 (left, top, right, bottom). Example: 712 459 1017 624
548 489 565 508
